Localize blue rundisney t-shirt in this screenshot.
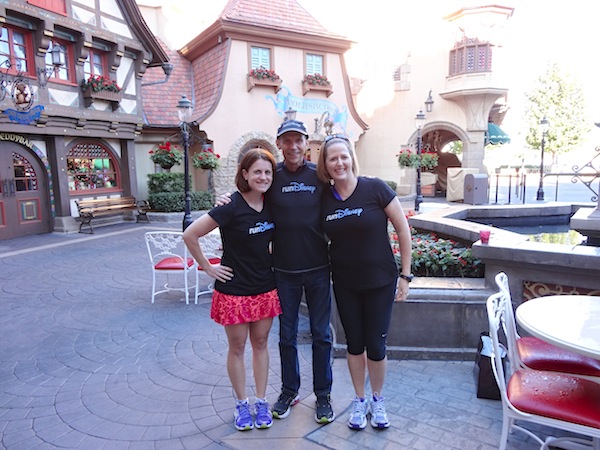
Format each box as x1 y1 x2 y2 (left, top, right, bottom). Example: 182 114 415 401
321 176 398 289
209 192 276 296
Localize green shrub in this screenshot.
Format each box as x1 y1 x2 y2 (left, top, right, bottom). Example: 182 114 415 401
147 173 187 194
384 180 398 192
147 173 213 212
148 191 214 212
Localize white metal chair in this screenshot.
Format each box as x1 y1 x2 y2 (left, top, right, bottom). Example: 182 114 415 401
495 272 600 381
487 291 600 450
194 232 223 303
145 231 195 305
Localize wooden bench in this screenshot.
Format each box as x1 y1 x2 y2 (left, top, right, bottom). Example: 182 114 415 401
76 196 150 234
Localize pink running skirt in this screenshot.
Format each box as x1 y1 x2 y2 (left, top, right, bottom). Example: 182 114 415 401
211 288 281 326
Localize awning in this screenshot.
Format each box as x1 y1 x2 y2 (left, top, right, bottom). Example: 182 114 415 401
486 122 511 145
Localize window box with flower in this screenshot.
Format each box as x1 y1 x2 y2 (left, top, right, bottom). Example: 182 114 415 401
149 142 183 170
81 75 123 110
247 66 282 93
302 73 333 97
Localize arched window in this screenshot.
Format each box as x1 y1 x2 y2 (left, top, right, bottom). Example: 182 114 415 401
67 142 119 192
13 152 38 192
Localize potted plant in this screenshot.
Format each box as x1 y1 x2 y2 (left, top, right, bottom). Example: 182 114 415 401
149 141 183 170
247 66 282 92
192 148 221 170
302 73 333 97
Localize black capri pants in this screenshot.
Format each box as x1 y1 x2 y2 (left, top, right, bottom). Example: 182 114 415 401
333 282 396 361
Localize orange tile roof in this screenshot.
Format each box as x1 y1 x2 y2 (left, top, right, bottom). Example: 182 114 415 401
142 39 193 127
220 0 343 37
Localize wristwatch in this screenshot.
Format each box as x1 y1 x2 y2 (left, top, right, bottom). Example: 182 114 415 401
399 273 414 282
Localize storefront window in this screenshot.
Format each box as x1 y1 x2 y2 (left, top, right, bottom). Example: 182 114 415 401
67 142 119 191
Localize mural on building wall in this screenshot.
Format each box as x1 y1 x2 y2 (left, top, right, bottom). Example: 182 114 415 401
265 86 349 135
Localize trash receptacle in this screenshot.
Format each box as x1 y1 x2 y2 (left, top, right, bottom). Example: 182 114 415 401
464 174 488 205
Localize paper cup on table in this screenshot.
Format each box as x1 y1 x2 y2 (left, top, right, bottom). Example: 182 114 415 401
480 229 491 244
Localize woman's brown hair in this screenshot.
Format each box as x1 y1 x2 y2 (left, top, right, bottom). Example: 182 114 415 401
235 148 277 192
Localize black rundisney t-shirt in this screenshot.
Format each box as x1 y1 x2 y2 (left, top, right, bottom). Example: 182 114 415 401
268 160 329 272
208 191 276 296
321 176 398 289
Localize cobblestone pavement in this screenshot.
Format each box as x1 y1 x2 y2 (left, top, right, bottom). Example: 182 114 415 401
0 222 572 449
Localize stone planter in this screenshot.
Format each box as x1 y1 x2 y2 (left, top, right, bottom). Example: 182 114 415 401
302 80 333 97
247 77 282 93
82 87 123 111
397 167 417 196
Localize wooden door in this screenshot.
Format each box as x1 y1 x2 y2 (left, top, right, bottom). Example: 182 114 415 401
0 142 51 240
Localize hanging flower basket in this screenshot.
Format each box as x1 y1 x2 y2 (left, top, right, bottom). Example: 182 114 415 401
149 141 183 170
192 148 221 170
397 149 439 170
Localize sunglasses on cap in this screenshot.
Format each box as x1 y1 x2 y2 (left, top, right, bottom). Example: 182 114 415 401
323 133 351 144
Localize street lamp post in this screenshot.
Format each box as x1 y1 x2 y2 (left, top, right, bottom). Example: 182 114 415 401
177 95 194 230
536 116 549 201
414 110 426 212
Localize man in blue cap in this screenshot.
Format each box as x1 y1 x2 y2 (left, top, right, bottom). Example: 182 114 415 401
269 119 334 424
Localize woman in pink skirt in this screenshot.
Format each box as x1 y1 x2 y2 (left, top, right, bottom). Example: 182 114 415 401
184 148 281 431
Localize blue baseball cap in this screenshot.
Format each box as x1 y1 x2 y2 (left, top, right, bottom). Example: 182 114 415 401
276 119 309 138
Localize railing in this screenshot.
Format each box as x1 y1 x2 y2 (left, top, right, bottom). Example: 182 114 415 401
489 147 600 204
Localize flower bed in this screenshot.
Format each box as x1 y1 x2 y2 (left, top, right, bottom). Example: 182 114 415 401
389 221 483 278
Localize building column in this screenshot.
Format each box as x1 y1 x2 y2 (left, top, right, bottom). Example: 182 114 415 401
47 135 78 233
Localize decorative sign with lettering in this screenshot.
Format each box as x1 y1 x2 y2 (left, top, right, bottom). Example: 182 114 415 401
0 133 35 149
4 105 44 125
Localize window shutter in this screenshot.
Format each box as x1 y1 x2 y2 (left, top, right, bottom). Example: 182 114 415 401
251 47 271 69
306 54 323 75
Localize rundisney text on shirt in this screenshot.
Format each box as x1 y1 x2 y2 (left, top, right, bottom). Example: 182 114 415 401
280 182 316 194
325 208 364 222
248 221 275 234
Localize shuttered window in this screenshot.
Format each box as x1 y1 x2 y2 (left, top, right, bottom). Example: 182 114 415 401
306 53 324 76
250 47 271 70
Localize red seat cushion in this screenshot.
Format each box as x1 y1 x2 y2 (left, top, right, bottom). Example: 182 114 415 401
155 257 194 270
197 257 221 270
518 336 600 377
508 369 600 429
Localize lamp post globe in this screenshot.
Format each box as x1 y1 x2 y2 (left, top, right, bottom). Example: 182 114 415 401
177 95 194 230
536 116 549 201
414 110 426 212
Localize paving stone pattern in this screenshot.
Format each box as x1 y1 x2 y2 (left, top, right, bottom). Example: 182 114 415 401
0 223 573 449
